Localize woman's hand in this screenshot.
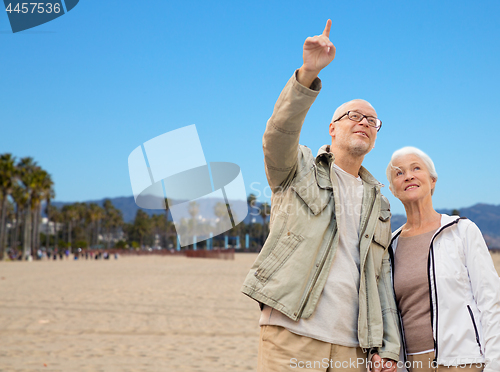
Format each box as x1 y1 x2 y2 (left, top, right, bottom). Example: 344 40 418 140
370 354 397 372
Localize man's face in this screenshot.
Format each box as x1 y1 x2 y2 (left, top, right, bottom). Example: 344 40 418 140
329 101 378 157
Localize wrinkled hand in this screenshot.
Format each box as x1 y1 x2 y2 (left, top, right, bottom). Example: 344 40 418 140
381 358 397 372
297 19 336 87
370 354 397 372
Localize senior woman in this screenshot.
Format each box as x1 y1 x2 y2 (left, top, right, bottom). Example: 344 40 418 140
385 146 500 372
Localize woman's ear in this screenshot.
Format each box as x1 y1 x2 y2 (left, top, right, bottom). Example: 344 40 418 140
389 183 395 196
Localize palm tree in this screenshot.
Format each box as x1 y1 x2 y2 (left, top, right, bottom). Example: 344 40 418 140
18 157 39 259
46 204 61 252
41 172 55 253
163 197 175 247
188 201 200 241
10 183 28 255
132 209 151 248
53 205 63 251
73 202 88 247
87 203 105 248
0 154 17 260
3 198 15 252
62 204 79 251
103 199 123 248
151 213 167 248
29 168 53 258
247 193 257 221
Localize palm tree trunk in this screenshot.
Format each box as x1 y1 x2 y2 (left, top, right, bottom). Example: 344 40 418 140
36 205 42 257
31 208 38 259
96 220 101 247
106 225 111 248
45 216 50 252
54 219 59 250
13 207 21 253
68 220 72 251
3 218 9 256
0 193 7 260
31 208 36 258
23 197 32 260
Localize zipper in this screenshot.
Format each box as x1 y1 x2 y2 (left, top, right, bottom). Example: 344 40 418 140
427 217 466 362
467 305 484 356
428 239 439 363
388 232 409 363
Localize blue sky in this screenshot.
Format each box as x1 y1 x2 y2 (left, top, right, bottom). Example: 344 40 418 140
1 0 499 215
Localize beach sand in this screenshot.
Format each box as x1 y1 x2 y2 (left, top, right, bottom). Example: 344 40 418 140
1 252 499 372
0 253 260 372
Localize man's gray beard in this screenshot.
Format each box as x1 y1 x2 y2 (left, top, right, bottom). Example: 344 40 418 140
348 143 370 157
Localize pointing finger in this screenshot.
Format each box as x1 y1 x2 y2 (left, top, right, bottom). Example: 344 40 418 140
322 19 332 38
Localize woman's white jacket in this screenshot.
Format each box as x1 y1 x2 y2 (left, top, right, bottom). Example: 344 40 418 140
389 214 500 372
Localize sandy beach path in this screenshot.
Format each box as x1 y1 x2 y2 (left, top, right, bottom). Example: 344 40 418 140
0 253 261 372
1 252 499 372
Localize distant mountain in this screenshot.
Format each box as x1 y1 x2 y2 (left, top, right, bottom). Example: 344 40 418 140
390 203 500 249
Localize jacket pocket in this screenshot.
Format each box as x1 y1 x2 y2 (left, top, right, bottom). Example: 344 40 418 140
467 305 483 356
373 209 391 248
291 166 332 216
255 230 304 282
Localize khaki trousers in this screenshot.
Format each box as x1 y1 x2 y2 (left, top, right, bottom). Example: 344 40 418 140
258 325 368 372
407 352 484 372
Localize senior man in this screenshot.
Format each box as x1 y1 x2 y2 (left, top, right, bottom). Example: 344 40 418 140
241 20 399 372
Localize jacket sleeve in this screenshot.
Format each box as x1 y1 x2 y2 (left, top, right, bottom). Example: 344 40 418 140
463 222 500 372
374 249 401 362
263 70 321 191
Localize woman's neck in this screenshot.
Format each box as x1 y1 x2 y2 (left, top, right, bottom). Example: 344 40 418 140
402 199 441 237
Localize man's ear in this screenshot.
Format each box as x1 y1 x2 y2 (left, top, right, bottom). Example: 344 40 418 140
329 122 335 137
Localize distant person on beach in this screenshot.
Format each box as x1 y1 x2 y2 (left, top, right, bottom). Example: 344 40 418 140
386 147 500 372
241 19 399 372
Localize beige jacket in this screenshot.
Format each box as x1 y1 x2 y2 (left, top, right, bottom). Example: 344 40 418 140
241 72 400 360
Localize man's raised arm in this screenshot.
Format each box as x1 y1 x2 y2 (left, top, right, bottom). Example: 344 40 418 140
263 20 336 190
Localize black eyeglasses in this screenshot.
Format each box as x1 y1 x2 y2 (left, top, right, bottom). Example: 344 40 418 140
334 111 382 131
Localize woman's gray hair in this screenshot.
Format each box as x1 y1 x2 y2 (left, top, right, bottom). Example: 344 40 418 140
386 146 438 195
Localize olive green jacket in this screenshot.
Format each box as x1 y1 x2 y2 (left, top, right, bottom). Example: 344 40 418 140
241 72 400 360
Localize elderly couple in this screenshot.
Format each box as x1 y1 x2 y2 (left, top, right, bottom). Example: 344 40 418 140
241 20 500 372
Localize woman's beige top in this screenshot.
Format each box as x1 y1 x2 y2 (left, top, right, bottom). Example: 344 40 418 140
394 229 437 354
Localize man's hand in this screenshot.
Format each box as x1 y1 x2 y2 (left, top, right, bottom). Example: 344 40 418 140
370 354 397 372
297 19 336 88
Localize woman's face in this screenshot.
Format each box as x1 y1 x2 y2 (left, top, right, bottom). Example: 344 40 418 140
390 154 436 205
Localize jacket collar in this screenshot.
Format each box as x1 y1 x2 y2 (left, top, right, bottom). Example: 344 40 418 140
390 214 462 253
316 145 383 187
439 214 461 226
